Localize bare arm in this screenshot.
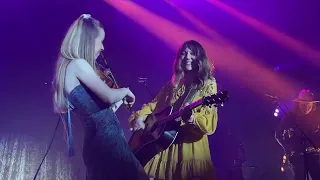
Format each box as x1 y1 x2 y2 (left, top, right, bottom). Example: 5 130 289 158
73 59 129 104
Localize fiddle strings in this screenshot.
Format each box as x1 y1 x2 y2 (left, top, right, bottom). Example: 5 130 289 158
106 69 119 89
98 52 133 111
97 52 118 88
97 52 110 75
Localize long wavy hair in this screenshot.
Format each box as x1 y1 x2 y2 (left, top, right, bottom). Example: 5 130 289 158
53 14 103 114
171 40 214 89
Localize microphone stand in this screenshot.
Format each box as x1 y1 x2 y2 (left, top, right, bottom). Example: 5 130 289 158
138 77 154 99
272 98 317 180
128 78 154 134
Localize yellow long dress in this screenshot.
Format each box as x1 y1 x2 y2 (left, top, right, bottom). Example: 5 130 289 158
129 78 218 180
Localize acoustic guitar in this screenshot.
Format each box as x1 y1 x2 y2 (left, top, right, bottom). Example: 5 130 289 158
128 91 229 166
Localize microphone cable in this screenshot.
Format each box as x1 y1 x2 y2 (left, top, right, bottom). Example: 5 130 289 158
33 116 61 180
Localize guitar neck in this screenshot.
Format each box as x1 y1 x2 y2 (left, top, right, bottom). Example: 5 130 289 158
156 91 228 124
160 98 203 123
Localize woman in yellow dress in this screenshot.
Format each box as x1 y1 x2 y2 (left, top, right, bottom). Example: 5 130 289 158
129 40 218 180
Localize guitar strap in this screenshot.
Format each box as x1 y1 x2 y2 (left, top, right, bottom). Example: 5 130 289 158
171 85 198 113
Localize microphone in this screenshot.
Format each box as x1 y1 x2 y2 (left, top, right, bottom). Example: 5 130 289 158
265 93 279 100
138 77 147 80
138 77 148 84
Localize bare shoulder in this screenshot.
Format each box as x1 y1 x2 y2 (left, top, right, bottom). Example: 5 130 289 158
68 59 97 78
64 59 91 93
69 58 92 71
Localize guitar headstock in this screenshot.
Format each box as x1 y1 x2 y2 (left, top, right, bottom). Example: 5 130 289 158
203 90 229 107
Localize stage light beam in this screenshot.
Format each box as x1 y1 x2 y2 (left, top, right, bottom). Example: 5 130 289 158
105 0 300 99
206 0 320 67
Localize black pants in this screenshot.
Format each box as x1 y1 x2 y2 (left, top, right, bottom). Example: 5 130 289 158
289 153 320 180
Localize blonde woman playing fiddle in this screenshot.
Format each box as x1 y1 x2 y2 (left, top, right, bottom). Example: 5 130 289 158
53 14 149 180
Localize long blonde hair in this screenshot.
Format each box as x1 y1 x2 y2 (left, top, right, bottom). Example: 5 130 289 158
53 14 103 114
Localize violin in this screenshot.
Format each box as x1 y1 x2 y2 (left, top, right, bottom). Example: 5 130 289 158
97 69 118 89
96 52 133 111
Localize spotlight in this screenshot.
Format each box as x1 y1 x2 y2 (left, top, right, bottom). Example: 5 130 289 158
280 155 287 172
274 108 280 117
274 66 280 71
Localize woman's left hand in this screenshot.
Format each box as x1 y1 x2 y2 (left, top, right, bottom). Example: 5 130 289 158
181 103 194 123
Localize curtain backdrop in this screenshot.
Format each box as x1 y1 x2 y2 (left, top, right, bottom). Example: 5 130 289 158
0 133 85 180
